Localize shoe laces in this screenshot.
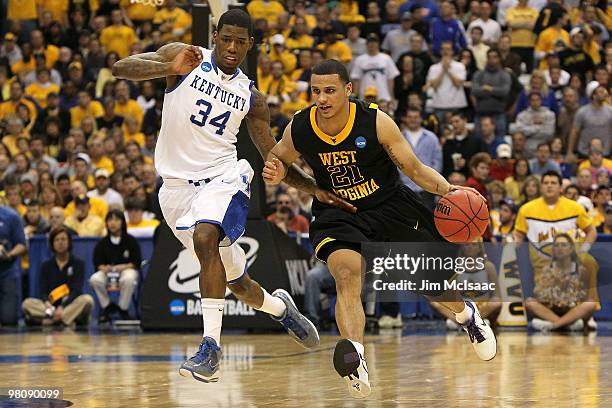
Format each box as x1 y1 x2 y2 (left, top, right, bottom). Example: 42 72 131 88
190 338 221 364
464 317 486 343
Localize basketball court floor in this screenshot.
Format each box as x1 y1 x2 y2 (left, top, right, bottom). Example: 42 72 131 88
1 325 610 407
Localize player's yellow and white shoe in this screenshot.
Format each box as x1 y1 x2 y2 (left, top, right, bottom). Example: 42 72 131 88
459 301 497 361
333 339 371 398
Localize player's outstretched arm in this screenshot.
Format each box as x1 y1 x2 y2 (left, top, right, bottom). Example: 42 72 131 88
247 89 356 212
111 42 202 81
377 110 485 201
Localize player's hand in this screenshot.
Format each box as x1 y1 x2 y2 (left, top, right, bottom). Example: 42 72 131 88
262 158 287 185
171 45 203 75
315 189 357 213
448 185 487 204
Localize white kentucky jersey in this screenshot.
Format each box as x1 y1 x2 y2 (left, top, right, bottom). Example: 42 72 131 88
155 47 254 180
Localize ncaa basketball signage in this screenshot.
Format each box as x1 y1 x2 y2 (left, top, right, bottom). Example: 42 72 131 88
141 222 311 329
496 244 528 326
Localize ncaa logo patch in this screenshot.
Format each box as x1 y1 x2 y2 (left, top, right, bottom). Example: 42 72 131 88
355 136 367 149
201 62 212 72
169 299 186 316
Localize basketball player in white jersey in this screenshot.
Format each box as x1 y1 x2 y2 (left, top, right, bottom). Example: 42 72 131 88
112 9 352 383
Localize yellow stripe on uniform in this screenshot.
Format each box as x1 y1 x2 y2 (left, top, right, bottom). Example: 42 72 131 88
315 237 336 256
368 103 378 109
310 102 356 146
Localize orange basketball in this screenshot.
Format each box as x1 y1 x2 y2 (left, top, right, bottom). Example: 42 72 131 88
434 189 489 243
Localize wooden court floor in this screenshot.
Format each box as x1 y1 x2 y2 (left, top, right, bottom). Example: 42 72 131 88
0 329 610 407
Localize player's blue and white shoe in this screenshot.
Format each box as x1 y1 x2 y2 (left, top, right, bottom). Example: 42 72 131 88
270 289 320 348
459 301 497 361
179 336 222 382
333 339 371 399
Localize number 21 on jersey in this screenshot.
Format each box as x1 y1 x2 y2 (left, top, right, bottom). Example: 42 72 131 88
190 99 231 136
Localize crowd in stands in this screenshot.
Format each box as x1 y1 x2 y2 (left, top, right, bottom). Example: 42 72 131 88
0 0 610 329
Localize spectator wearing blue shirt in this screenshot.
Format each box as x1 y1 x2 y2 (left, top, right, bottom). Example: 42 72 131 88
529 142 562 176
429 1 467 57
399 108 443 209
0 205 27 325
400 0 440 23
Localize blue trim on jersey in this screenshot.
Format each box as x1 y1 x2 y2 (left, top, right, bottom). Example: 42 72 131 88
174 191 249 245
210 53 219 74
176 219 221 231
230 68 241 81
248 80 255 112
165 73 188 94
220 190 250 245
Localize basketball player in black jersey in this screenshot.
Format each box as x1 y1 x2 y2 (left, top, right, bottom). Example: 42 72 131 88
263 60 497 398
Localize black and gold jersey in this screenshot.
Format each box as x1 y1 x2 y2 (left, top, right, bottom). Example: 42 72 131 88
291 99 400 213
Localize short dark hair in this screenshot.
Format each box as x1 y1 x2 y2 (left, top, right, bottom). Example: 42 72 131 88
49 227 73 253
217 9 253 37
312 60 350 84
470 26 483 34
486 48 500 57
537 142 549 150
125 196 146 211
451 111 466 120
542 170 562 185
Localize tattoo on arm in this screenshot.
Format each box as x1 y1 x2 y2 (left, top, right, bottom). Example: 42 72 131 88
112 42 187 80
384 144 408 173
247 88 318 193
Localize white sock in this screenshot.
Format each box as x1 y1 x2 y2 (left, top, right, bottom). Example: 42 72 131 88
455 302 474 324
349 340 365 356
255 289 287 318
201 298 225 345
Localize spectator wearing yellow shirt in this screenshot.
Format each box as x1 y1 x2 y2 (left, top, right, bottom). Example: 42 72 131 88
2 116 30 157
317 29 353 65
10 44 36 80
5 184 27 216
88 137 114 174
589 186 610 228
286 17 315 50
262 61 292 101
125 197 159 238
0 81 36 121
124 116 145 147
282 88 309 117
506 0 538 73
65 179 108 220
39 0 68 26
535 12 570 69
7 0 38 43
68 153 96 191
64 195 106 237
120 0 157 26
70 90 104 128
30 30 59 69
257 53 273 95
269 34 297 74
247 0 286 29
114 80 143 129
288 1 316 30
25 69 59 109
338 0 365 25
100 9 137 59
153 0 192 43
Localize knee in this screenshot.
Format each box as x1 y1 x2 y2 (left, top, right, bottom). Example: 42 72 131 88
193 224 220 255
119 269 138 287
22 298 36 310
89 271 106 287
81 294 95 308
525 297 537 311
331 266 358 290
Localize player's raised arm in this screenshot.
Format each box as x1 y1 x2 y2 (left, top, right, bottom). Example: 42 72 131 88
246 88 356 212
377 109 485 201
111 42 202 81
